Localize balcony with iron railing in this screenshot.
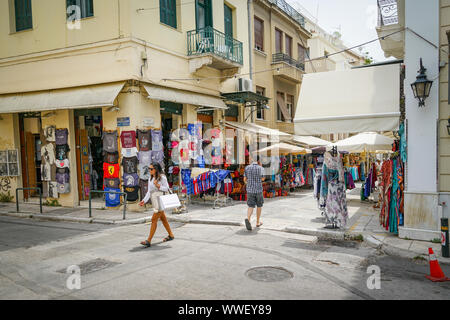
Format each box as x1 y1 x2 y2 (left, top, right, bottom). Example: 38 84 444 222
376 0 404 59
272 53 304 83
187 26 243 71
268 0 306 29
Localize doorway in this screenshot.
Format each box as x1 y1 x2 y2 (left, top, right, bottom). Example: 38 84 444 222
74 109 103 201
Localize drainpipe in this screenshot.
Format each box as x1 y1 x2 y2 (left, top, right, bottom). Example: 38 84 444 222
247 0 253 123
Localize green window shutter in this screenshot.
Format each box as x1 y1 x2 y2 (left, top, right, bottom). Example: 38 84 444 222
86 0 94 17
160 0 176 28
66 0 93 19
15 0 32 32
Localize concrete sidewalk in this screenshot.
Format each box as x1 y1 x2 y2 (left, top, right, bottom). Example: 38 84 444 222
1 187 449 265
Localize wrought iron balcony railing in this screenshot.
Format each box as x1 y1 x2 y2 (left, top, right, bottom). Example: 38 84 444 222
377 0 398 26
272 53 305 71
268 0 305 28
187 26 243 65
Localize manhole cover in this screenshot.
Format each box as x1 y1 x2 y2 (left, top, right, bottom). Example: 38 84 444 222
245 266 293 282
57 258 120 275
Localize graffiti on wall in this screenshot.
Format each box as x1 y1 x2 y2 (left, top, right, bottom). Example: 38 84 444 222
0 177 11 192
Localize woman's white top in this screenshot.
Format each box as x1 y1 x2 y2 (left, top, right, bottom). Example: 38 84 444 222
142 174 170 204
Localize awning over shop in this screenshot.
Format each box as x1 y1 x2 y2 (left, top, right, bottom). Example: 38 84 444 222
144 84 227 109
0 82 125 114
225 121 291 137
327 132 395 152
294 63 401 135
256 143 311 155
287 135 329 147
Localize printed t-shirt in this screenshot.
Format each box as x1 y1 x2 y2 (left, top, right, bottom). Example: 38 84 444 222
102 131 118 153
55 144 70 160
55 159 70 169
138 151 152 166
103 163 120 179
56 171 70 194
103 152 119 164
48 182 59 199
137 129 152 151
123 173 139 187
104 178 121 189
120 131 137 148
55 129 69 145
138 163 150 180
122 156 138 174
123 186 139 202
104 187 121 207
43 126 56 143
121 147 138 158
139 179 149 201
152 130 163 151
151 150 164 166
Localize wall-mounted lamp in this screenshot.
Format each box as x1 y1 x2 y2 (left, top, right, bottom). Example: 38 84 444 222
447 118 450 135
107 106 120 112
410 58 433 107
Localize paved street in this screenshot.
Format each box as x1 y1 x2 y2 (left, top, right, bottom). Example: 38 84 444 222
0 215 449 300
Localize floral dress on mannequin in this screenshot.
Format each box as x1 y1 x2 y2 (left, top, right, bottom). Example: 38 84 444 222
319 152 348 228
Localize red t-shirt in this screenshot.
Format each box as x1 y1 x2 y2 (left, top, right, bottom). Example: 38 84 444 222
103 163 120 179
120 131 137 148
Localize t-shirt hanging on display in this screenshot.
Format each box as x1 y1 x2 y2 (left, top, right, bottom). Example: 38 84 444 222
151 150 164 167
104 187 121 207
103 152 119 164
120 131 137 148
55 144 70 161
122 156 138 174
138 163 150 180
103 162 120 179
137 129 152 151
102 131 118 153
123 186 139 202
56 171 70 194
123 173 139 187
152 130 164 151
139 179 149 201
55 129 69 145
138 151 152 166
55 159 70 169
121 147 138 158
43 126 56 143
49 181 59 199
104 178 121 189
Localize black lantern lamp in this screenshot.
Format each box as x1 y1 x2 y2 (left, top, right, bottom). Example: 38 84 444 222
447 118 450 135
411 58 433 107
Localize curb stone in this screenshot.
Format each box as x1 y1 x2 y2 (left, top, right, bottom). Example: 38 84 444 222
284 226 346 240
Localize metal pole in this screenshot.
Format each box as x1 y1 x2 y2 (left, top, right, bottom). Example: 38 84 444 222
89 191 92 218
16 188 19 213
39 189 42 214
123 194 127 220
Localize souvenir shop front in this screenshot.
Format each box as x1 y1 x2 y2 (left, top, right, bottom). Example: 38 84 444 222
294 62 403 230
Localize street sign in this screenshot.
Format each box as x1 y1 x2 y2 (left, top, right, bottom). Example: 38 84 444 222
117 117 130 127
143 117 154 127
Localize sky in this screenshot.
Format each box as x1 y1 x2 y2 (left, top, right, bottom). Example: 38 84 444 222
286 0 393 63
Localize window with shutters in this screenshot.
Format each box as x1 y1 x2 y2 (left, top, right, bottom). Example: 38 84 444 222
275 28 283 54
14 0 33 32
254 16 264 51
285 34 292 58
66 0 94 19
277 91 285 121
160 0 177 29
287 94 294 122
256 86 266 120
298 44 306 63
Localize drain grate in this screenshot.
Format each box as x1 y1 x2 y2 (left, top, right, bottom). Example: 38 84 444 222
245 266 293 282
57 258 120 275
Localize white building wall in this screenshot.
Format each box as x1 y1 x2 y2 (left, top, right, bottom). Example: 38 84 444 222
401 0 441 240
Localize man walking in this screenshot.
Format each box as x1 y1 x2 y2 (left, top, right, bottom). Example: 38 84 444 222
244 155 265 230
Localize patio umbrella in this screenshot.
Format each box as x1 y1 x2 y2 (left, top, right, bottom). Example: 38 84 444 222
288 135 330 148
256 142 311 155
326 132 394 153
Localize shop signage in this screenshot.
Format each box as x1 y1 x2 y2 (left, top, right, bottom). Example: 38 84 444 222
117 117 130 127
143 117 155 127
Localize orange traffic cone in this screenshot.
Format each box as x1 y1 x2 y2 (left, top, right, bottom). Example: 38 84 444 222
425 248 450 282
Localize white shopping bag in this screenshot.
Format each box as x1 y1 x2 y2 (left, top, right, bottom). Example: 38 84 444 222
158 191 181 211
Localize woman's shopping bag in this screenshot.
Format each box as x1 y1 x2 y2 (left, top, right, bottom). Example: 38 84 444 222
157 189 181 211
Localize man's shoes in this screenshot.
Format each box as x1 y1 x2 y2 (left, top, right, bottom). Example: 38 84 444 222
245 218 252 231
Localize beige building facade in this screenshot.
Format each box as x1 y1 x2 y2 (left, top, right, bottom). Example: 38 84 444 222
0 0 250 207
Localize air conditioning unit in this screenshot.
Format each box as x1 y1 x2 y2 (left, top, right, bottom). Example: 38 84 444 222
237 78 253 92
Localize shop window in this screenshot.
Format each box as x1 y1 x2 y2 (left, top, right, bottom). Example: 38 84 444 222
14 0 32 32
66 0 94 19
160 101 183 115
256 86 265 120
254 16 264 51
160 0 177 28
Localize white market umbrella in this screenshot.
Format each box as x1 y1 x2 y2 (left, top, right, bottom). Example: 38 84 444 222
256 142 311 155
327 132 394 153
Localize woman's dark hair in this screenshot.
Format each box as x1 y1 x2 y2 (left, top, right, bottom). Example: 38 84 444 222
150 162 164 181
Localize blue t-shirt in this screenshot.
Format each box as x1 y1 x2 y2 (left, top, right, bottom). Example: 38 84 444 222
105 187 121 207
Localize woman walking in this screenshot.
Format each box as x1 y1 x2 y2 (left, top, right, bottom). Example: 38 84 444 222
139 163 174 247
